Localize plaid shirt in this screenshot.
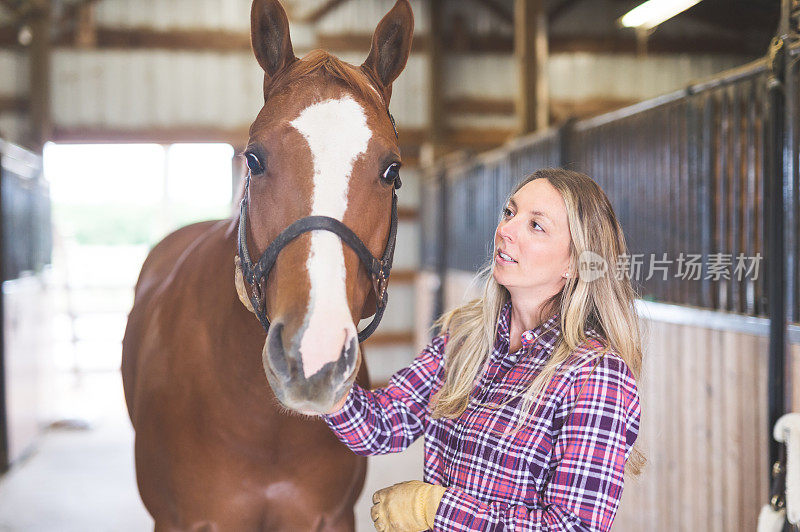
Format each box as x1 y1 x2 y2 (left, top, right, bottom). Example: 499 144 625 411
321 301 641 531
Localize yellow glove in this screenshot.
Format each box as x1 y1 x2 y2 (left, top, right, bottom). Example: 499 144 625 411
370 480 447 532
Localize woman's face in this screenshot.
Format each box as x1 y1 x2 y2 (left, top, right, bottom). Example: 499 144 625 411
492 179 572 297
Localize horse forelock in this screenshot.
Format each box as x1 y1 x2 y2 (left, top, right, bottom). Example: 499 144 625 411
264 50 386 111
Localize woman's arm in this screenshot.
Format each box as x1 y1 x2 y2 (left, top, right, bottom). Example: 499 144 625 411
433 354 641 531
320 334 447 456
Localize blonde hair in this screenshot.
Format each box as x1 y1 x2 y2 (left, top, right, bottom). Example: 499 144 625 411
431 168 646 477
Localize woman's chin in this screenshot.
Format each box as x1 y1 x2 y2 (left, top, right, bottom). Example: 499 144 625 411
492 268 509 287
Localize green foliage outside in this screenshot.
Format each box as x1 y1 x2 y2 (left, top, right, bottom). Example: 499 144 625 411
53 203 233 247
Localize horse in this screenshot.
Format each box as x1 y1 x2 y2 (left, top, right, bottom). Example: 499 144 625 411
120 0 414 529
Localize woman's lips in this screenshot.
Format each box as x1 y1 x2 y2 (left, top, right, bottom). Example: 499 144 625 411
496 250 517 264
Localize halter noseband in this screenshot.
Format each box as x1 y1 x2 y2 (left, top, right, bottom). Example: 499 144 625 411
236 111 401 343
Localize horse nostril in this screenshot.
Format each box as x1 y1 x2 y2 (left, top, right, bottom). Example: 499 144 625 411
266 322 291 381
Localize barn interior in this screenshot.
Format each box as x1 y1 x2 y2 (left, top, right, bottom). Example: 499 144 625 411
0 0 796 530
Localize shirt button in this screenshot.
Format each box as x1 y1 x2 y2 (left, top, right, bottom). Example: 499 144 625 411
521 330 535 347
508 356 516 363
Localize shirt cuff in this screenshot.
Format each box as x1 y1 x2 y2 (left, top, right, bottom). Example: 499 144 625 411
433 486 478 531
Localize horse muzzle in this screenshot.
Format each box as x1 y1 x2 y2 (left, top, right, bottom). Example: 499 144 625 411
262 321 360 413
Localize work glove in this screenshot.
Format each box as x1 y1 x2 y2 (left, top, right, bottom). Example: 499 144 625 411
370 480 447 532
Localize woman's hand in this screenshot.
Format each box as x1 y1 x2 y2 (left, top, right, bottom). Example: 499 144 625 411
370 480 447 531
322 388 351 415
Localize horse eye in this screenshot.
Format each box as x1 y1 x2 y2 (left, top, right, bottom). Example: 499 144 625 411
245 152 264 175
381 163 401 188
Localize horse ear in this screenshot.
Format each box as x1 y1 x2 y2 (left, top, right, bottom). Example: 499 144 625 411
362 0 414 99
250 0 296 83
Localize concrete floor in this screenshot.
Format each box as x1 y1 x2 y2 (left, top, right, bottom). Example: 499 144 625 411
0 371 423 531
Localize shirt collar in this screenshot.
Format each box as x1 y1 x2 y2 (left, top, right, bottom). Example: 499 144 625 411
497 300 562 352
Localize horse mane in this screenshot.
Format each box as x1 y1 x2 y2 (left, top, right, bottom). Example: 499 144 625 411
265 50 386 111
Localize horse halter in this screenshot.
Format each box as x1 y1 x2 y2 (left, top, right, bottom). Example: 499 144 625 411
236 112 401 343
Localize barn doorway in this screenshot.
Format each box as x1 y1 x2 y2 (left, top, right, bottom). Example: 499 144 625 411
0 142 237 528
42 142 235 422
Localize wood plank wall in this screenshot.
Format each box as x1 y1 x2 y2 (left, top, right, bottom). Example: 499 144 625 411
613 319 769 531
793 344 800 413
417 270 796 531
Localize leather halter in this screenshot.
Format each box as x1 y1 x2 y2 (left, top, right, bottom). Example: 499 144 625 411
236 112 401 343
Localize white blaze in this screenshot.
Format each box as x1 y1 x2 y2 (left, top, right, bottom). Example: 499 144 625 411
290 96 371 378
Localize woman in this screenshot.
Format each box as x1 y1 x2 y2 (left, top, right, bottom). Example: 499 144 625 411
321 168 645 531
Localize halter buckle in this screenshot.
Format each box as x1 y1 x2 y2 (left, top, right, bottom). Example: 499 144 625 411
373 266 389 307
252 279 264 310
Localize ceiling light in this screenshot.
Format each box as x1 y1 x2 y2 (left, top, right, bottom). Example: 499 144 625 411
619 0 703 30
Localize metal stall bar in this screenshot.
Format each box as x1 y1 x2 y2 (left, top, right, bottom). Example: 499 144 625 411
765 0 794 484
786 37 800 331
0 143 7 472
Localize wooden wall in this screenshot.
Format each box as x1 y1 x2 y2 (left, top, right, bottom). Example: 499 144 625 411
793 343 800 413
3 275 53 465
416 269 798 531
614 319 770 531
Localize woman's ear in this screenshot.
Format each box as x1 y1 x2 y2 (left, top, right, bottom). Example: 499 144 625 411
362 0 414 103
251 0 296 89
562 257 576 279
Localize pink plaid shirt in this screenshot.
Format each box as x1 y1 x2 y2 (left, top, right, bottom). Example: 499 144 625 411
321 301 641 531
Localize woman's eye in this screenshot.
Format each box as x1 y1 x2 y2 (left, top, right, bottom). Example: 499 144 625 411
531 220 544 232
381 163 402 188
245 152 264 175
502 207 513 217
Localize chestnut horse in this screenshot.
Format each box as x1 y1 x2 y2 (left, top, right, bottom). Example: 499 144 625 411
121 0 413 529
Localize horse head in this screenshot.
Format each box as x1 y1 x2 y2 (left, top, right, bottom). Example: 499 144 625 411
239 0 413 414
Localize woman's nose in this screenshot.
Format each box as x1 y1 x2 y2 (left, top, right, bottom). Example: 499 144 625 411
498 220 515 241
